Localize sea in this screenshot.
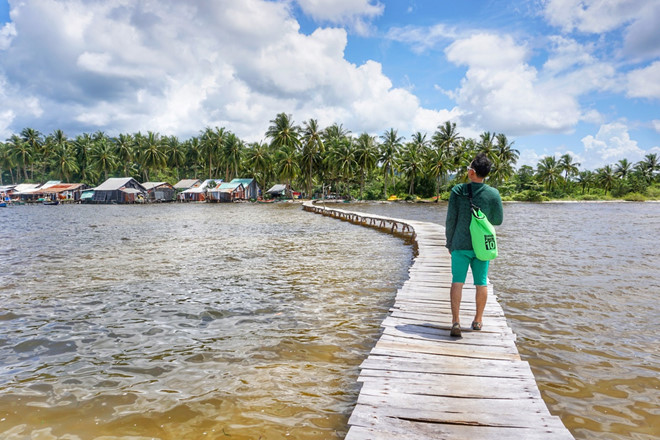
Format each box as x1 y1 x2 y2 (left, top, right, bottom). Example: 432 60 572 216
0 201 658 439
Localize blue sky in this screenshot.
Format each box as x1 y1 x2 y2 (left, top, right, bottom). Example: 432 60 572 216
1 0 659 170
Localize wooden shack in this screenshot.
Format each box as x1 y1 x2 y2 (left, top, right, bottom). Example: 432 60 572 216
143 182 176 202
266 183 292 198
174 179 201 201
180 179 219 202
92 177 147 204
208 182 244 202
229 178 260 200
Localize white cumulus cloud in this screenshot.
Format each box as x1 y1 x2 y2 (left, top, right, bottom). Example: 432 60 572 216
626 61 660 99
581 122 646 168
445 33 582 135
543 0 650 34
652 120 660 134
295 0 384 35
0 0 432 141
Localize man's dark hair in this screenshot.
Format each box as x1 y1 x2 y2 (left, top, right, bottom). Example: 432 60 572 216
471 153 492 178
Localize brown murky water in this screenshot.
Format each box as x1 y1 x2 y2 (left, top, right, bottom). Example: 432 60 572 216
1 201 659 439
0 203 411 439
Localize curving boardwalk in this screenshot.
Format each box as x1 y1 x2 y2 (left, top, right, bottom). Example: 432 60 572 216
303 201 573 440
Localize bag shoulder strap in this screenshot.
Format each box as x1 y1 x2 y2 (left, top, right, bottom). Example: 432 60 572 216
467 183 480 210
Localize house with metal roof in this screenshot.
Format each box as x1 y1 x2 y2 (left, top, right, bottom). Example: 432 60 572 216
142 182 176 202
229 178 260 200
173 179 202 191
266 184 290 198
39 183 88 202
208 182 245 202
180 179 220 202
10 183 48 201
92 177 147 203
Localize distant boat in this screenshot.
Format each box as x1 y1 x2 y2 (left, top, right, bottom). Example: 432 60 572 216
0 202 6 207
43 200 60 205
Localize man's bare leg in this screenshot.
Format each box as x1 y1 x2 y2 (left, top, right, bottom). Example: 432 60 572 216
450 282 463 324
474 285 488 327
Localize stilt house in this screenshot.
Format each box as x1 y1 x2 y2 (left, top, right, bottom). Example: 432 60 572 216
143 182 176 202
208 182 245 202
229 178 260 200
92 177 147 203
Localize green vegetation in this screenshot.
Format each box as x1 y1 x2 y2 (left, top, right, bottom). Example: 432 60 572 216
1 115 659 201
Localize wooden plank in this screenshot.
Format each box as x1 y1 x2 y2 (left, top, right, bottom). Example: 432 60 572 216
356 373 544 400
373 338 521 361
359 355 535 378
353 393 556 428
346 413 574 440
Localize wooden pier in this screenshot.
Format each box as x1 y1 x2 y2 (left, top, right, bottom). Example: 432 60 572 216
303 201 573 440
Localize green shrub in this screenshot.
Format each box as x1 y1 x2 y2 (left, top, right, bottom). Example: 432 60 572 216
575 194 600 201
512 190 544 202
646 185 660 199
623 192 647 201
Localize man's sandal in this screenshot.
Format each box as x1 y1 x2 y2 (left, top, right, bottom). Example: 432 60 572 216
471 321 482 331
450 322 462 337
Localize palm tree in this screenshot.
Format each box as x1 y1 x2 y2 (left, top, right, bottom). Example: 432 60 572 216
73 133 94 184
453 138 479 181
166 136 186 182
322 123 351 196
327 137 356 198
21 127 43 180
596 165 616 195
397 132 428 195
558 154 580 190
379 128 403 199
89 136 118 182
0 141 16 185
432 121 463 155
266 113 300 152
276 145 300 195
8 134 31 181
244 142 273 192
300 119 324 198
577 170 594 194
114 133 135 177
636 153 659 182
490 133 519 185
222 132 243 181
354 133 379 199
50 139 79 182
185 137 203 179
478 131 496 161
139 131 167 181
536 156 562 192
46 129 78 182
322 123 351 144
199 127 226 179
425 144 450 201
615 158 632 180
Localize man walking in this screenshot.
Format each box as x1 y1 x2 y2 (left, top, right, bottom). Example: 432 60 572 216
445 153 503 337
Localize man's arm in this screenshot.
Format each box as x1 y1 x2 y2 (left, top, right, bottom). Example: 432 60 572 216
445 191 458 249
489 191 503 226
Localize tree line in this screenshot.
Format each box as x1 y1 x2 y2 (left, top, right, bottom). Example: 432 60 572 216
1 113 658 200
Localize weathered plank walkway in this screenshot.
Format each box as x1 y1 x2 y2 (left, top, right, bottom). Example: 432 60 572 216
303 201 573 440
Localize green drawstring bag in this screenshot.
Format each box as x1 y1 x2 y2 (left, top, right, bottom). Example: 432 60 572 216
468 184 498 261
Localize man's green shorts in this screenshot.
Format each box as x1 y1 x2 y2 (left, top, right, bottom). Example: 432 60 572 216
451 250 489 286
